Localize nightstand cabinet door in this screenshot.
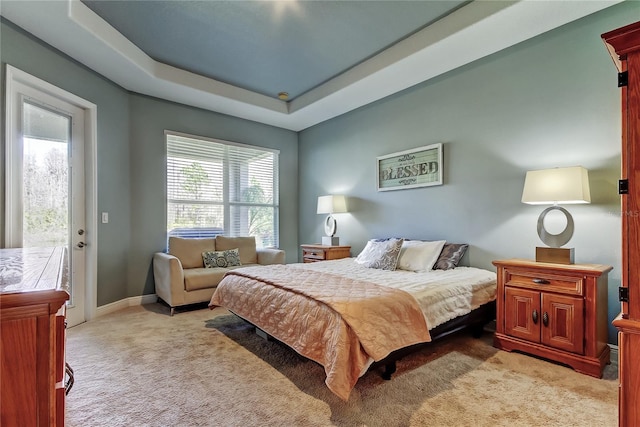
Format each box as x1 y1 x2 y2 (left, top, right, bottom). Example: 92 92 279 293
541 293 584 354
505 287 540 343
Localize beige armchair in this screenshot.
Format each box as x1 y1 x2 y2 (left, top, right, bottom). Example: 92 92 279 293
153 236 285 315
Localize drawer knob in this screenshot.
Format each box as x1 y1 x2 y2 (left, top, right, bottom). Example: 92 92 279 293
532 309 538 324
532 278 550 285
542 312 549 327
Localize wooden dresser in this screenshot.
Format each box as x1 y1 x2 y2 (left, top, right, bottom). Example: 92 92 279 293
602 20 640 427
0 247 70 426
301 244 351 263
493 259 611 378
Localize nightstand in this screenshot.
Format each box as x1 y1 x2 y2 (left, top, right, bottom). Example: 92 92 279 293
301 244 351 263
493 259 612 378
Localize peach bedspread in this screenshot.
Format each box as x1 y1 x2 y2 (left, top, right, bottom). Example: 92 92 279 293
209 264 431 400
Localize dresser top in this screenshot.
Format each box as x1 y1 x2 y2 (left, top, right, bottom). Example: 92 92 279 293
301 244 351 249
493 258 613 275
1 247 69 294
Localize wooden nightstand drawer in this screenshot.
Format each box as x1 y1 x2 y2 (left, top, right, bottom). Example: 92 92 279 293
303 247 326 261
506 270 583 296
301 244 351 263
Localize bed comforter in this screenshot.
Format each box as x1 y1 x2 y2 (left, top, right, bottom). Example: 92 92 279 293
209 259 496 400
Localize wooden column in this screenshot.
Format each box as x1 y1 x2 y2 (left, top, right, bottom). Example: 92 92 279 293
602 21 640 427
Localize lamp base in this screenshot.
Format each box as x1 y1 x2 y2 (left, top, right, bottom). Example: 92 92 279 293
322 236 340 246
536 247 574 264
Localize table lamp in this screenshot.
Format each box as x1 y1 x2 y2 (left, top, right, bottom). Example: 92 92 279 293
317 195 347 246
521 166 591 264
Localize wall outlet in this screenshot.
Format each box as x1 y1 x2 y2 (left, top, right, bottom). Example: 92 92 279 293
101 212 109 224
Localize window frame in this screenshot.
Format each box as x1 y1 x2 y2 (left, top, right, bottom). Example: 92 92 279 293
164 130 280 247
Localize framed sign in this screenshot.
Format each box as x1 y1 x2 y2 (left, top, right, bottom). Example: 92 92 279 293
377 143 443 191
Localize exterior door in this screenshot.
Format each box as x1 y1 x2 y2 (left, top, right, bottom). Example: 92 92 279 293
6 74 86 326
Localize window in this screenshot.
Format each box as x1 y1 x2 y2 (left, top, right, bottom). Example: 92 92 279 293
166 131 279 248
22 101 71 248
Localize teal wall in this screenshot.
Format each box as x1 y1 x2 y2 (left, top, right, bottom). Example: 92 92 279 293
2 2 637 344
0 19 299 307
1 19 132 306
127 94 299 298
298 2 639 344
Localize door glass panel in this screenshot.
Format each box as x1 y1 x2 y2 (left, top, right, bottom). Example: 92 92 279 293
22 102 70 248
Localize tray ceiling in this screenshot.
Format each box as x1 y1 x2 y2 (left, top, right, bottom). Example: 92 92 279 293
0 1 622 131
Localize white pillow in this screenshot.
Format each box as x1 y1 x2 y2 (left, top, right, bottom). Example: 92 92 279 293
354 238 404 270
397 240 446 272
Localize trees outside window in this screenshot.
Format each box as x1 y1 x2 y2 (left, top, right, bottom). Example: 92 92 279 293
23 138 69 247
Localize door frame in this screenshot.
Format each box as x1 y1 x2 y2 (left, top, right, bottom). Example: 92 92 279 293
4 64 98 322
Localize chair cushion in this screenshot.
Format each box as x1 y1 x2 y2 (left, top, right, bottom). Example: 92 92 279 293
215 236 257 265
169 237 216 269
183 268 228 291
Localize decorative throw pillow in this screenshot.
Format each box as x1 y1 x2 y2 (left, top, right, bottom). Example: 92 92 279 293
202 248 241 268
433 243 468 270
355 238 404 270
397 240 446 272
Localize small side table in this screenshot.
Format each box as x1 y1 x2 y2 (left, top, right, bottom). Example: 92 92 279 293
301 244 351 263
493 258 611 377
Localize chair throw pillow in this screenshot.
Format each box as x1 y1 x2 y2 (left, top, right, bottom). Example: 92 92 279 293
355 238 404 270
202 248 242 268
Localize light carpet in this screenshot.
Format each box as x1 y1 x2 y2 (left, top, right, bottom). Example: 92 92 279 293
65 303 618 427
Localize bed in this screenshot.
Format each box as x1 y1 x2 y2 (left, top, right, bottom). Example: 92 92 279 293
209 241 496 401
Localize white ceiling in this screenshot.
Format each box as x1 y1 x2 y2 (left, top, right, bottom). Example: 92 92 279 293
1 0 622 131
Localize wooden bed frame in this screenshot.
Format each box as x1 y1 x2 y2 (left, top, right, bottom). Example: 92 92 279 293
373 299 496 380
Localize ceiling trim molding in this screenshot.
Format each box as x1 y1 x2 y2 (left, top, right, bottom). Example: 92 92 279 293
0 0 622 131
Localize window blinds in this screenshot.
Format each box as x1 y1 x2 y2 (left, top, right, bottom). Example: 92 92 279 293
166 132 279 248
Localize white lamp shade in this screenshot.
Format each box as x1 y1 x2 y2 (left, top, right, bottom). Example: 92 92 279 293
521 166 591 205
317 195 348 214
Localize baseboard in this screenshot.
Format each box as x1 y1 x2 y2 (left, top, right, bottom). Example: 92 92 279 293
96 294 158 317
